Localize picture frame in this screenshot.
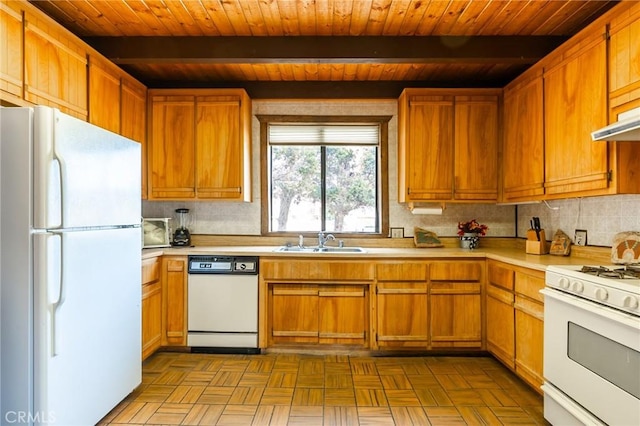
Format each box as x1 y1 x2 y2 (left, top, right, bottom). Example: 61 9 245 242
574 229 588 246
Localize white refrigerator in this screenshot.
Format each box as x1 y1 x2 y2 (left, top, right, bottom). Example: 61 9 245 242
1 106 142 425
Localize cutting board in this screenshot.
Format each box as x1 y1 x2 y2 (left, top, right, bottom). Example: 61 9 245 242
611 231 640 264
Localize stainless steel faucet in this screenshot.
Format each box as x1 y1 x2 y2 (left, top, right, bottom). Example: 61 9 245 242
318 231 336 248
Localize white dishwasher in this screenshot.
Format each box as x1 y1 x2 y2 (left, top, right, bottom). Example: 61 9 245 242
187 255 260 354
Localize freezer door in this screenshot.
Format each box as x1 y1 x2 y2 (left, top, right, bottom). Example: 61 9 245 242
33 227 141 425
32 106 141 229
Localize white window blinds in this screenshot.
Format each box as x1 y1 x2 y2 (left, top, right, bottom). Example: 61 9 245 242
268 124 380 145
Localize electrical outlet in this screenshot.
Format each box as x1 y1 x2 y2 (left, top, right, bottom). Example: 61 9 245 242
574 229 587 246
390 227 404 238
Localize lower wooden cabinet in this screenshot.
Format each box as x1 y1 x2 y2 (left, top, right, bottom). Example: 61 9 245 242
141 256 162 360
375 262 429 348
318 285 368 345
262 259 373 348
269 283 368 347
429 262 483 348
271 284 319 345
486 260 544 392
486 262 516 368
514 270 545 390
162 255 188 346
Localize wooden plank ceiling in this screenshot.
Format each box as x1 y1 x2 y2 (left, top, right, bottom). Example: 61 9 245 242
29 0 619 98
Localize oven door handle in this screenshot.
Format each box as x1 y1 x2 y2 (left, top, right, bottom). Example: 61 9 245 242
541 288 639 328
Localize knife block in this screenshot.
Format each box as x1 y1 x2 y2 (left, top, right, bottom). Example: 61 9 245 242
526 229 548 255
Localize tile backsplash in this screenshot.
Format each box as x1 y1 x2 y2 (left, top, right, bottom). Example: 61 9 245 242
143 98 636 244
517 195 640 247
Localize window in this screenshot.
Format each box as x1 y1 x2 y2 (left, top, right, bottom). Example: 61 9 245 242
259 115 390 236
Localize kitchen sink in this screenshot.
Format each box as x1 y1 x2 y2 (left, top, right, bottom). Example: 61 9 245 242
273 246 367 253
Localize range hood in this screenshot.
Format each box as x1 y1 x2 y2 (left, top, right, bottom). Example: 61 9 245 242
591 107 640 141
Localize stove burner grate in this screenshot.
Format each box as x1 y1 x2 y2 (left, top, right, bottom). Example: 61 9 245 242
580 265 640 279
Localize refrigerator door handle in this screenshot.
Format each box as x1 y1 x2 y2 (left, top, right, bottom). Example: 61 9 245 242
35 232 65 357
51 233 65 356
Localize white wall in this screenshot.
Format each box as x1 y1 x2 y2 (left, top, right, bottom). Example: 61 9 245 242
142 99 516 238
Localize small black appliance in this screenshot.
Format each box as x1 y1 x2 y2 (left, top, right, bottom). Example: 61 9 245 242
172 208 191 246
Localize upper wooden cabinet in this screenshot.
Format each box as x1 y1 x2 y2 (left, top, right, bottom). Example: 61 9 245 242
543 28 609 197
88 55 148 198
502 66 545 203
454 95 499 201
398 88 500 203
88 56 122 134
0 1 23 105
120 76 148 199
609 1 640 104
148 89 252 201
23 8 87 119
541 20 640 199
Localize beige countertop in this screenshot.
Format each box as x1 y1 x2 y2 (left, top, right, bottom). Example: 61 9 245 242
142 245 604 271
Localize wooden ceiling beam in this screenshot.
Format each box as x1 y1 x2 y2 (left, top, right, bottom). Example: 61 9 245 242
84 36 567 65
140 80 522 99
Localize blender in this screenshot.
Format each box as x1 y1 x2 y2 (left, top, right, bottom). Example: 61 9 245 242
172 208 192 246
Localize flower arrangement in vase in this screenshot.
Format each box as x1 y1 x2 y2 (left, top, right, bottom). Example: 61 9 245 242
457 219 488 249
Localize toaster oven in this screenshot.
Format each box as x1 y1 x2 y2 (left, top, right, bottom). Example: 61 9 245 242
142 218 171 248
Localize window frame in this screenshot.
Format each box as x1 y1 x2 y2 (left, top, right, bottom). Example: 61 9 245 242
258 114 390 238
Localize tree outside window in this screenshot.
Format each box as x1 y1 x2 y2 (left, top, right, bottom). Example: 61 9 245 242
261 117 389 235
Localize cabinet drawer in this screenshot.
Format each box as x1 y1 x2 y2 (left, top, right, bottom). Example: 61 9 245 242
430 262 482 281
376 262 427 281
377 282 428 294
487 284 514 304
515 295 543 320
515 270 545 303
431 282 481 294
261 260 374 281
142 258 160 285
488 262 515 290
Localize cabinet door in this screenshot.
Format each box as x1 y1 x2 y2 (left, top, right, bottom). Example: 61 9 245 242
404 96 454 201
162 256 187 346
486 285 515 368
195 96 244 199
24 11 87 119
515 296 544 391
318 285 367 346
609 2 640 98
149 96 196 199
121 77 148 199
142 257 162 360
502 72 545 201
544 36 609 196
377 282 428 348
88 57 121 134
454 96 498 201
430 283 482 348
270 284 319 344
0 1 23 103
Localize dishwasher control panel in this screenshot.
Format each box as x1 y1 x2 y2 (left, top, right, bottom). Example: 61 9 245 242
188 255 259 274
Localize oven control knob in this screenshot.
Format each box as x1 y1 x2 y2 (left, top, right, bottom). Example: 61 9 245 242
594 287 609 301
623 296 639 309
558 277 570 289
571 281 584 293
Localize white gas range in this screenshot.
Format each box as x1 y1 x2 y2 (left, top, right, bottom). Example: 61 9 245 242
542 264 640 426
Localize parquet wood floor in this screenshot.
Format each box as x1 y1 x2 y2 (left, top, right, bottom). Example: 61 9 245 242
99 352 547 425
